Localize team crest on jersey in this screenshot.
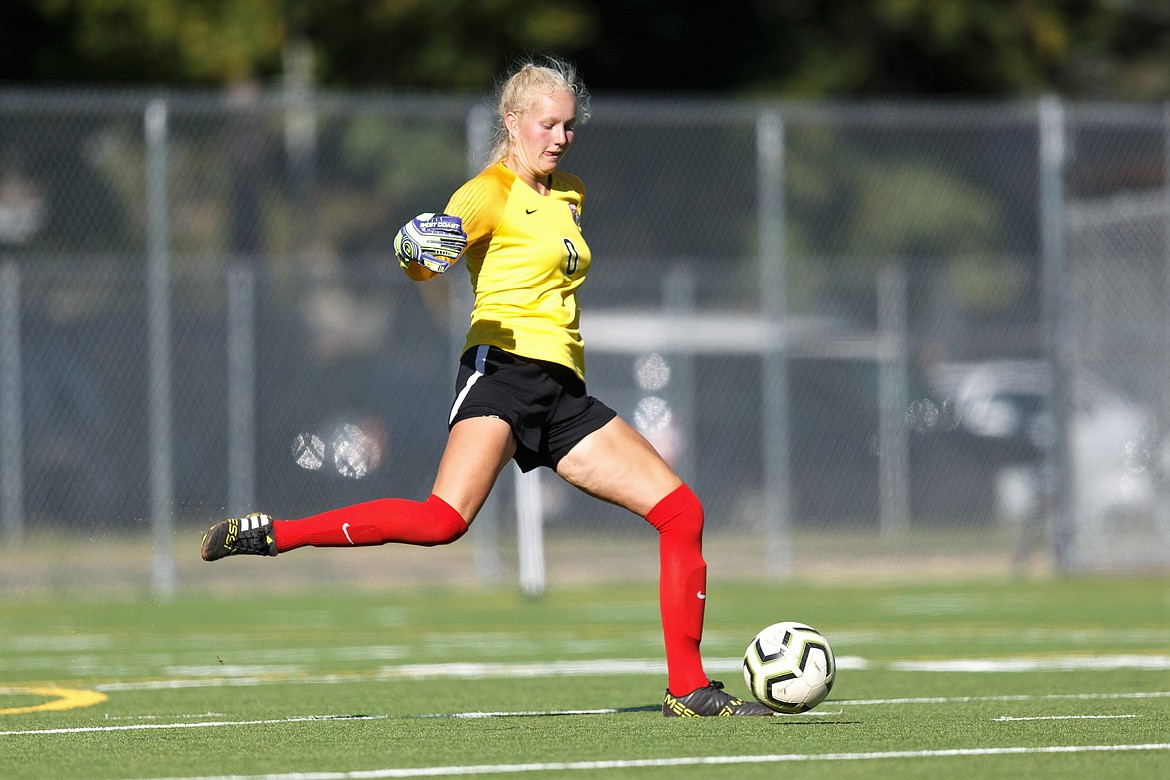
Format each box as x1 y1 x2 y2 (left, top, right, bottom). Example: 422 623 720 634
568 203 580 227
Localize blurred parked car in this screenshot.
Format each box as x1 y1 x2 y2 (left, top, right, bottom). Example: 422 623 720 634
925 360 1156 524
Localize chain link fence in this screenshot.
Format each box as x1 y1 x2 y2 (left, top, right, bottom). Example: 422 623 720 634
1 90 1167 594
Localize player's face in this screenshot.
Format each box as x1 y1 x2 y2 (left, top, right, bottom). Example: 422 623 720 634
505 88 577 188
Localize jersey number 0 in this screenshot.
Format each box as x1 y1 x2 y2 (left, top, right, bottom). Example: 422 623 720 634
563 238 580 275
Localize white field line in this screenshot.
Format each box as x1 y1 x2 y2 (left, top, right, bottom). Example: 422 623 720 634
0 715 388 737
994 714 1140 722
124 743 1170 780
0 711 653 736
837 690 1170 706
87 653 1170 693
891 655 1170 672
2 691 1167 736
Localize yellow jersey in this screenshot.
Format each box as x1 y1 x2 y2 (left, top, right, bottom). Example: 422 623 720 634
404 162 592 379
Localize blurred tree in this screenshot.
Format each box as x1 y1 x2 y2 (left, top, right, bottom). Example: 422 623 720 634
3 0 1168 98
6 0 288 84
298 0 599 89
3 0 599 89
732 0 1170 99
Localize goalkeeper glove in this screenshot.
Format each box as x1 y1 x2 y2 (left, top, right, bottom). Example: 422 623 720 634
394 212 467 274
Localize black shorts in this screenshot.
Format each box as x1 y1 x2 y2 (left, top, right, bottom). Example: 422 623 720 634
449 345 617 472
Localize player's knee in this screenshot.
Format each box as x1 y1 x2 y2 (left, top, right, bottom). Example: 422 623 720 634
418 494 470 546
645 483 704 535
416 520 468 547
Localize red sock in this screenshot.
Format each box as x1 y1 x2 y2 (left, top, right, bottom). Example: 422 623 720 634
271 494 468 552
645 484 709 696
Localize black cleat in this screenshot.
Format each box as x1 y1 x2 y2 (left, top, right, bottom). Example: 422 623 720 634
662 680 773 717
200 513 278 561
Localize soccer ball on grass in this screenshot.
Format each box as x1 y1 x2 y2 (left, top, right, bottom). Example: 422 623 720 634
742 621 836 713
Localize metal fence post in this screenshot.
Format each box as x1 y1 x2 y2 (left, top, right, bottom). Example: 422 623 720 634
0 262 23 541
516 465 545 597
227 263 257 515
146 98 176 597
757 106 793 577
878 265 910 535
1163 102 1170 538
1038 95 1073 571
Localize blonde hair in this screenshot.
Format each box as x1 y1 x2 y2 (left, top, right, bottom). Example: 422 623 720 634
487 56 591 165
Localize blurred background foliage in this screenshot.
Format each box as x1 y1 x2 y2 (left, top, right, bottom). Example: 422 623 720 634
2 0 1168 99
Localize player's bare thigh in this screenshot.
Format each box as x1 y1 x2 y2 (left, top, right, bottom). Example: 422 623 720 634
556 416 683 517
431 415 517 523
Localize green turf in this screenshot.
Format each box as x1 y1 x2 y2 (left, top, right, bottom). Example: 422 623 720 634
1 577 1168 779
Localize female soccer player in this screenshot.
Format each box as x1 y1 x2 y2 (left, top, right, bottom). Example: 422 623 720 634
200 56 769 717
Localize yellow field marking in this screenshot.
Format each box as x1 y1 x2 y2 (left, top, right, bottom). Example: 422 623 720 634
0 687 108 715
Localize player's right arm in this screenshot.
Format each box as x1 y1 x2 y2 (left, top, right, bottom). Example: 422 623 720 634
397 166 507 281
394 212 467 281
441 168 506 265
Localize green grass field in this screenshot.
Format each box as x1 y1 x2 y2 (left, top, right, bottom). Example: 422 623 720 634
1 576 1168 779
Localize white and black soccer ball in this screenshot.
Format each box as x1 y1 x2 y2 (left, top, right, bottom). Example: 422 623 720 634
742 621 836 713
